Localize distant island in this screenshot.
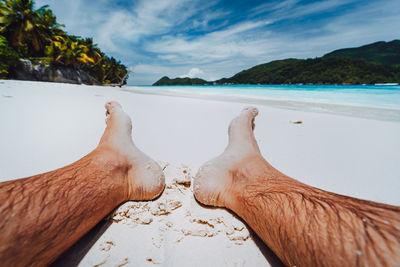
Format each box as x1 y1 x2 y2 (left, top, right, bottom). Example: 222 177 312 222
153 40 400 85
0 0 128 85
153 76 212 86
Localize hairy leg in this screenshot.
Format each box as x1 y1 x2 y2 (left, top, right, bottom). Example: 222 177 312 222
194 107 400 266
0 101 165 266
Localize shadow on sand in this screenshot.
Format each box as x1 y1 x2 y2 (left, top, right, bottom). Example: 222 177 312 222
50 217 112 267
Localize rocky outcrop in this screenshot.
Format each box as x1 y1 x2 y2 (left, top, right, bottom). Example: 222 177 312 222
10 59 101 85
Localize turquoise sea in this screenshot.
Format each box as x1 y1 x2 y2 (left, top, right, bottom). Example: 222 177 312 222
130 84 400 109
125 84 400 121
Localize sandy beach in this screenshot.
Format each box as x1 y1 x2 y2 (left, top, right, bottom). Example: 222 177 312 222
1 80 400 266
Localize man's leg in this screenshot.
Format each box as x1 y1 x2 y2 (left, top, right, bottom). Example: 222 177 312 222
0 101 165 266
194 107 400 266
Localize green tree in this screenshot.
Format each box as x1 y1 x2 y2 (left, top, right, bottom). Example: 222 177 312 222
0 0 57 54
0 0 128 84
0 35 19 78
45 35 96 67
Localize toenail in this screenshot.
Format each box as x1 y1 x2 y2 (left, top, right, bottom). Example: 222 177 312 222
251 108 258 116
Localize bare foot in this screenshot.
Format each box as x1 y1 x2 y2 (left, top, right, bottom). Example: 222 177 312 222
194 107 267 208
97 101 165 200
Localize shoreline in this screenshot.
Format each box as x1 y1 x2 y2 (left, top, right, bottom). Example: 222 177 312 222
124 86 400 122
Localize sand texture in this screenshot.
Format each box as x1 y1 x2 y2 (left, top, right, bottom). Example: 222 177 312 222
72 162 273 266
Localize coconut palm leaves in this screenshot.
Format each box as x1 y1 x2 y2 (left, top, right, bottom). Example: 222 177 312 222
0 0 57 52
45 36 97 67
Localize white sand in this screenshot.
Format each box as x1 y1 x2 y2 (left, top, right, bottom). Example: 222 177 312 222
1 80 400 266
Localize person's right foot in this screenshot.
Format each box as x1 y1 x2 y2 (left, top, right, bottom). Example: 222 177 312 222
194 107 267 208
98 101 165 201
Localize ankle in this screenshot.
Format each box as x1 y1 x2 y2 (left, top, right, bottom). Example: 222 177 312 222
226 155 277 211
91 148 131 200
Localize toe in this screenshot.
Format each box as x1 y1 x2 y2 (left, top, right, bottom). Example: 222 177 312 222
105 101 122 114
229 106 259 137
242 106 259 118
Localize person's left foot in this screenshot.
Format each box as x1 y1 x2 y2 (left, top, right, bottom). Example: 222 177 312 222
98 101 165 200
194 107 264 208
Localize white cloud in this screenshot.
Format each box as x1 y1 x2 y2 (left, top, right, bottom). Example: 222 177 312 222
250 0 300 17
134 64 174 75
37 0 217 52
146 20 274 65
179 68 205 79
190 10 231 31
250 0 355 20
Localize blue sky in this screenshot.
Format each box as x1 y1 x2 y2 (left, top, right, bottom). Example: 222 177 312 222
35 0 400 85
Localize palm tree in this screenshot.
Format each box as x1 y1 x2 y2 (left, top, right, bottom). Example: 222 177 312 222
80 38 100 63
0 0 60 52
31 8 65 51
99 56 128 84
0 0 128 84
45 35 96 67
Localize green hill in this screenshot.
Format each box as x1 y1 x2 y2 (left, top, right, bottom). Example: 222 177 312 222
215 57 400 85
323 40 400 66
153 76 212 86
153 40 400 85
